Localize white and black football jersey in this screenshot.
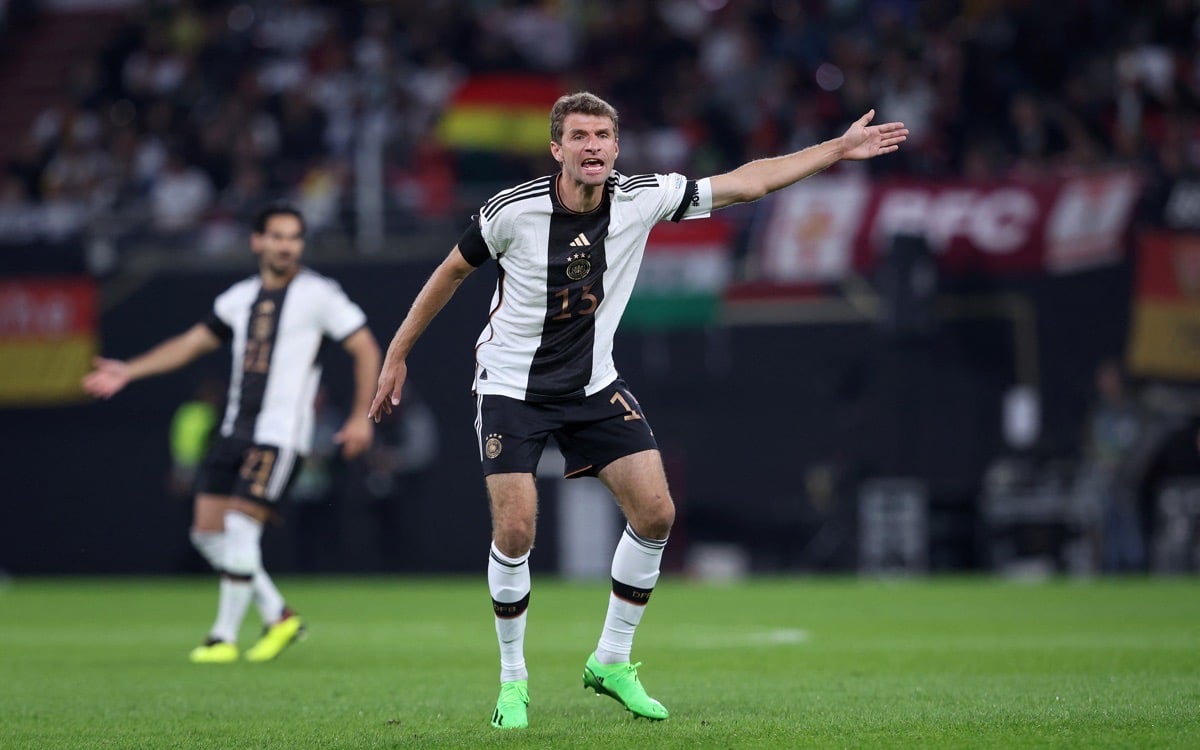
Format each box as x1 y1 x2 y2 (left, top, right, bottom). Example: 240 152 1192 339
458 171 713 402
204 268 367 454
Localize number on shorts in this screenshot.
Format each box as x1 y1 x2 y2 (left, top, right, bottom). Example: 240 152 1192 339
239 447 276 498
610 391 641 421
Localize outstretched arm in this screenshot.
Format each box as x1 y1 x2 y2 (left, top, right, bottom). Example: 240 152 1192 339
368 246 477 422
709 109 908 209
82 323 221 399
335 326 382 459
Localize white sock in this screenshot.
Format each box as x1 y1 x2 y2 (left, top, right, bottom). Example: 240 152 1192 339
208 511 262 645
190 529 224 570
488 543 531 683
191 528 284 624
253 569 285 625
595 525 667 665
211 577 253 644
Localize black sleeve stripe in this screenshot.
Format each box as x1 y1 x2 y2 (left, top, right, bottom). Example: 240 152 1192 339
204 313 233 340
620 175 659 191
670 180 698 223
482 185 550 221
458 216 491 267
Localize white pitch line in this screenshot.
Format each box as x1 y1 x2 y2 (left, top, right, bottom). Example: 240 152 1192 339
666 627 810 649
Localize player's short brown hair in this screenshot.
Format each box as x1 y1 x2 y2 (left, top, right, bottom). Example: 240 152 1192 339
253 204 306 236
550 92 619 144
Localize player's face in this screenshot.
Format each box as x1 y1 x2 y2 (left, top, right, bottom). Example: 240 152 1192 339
252 215 304 277
551 113 619 187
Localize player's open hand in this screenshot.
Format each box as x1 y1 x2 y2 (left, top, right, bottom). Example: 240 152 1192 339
840 109 908 161
82 356 131 399
335 417 374 459
368 359 408 423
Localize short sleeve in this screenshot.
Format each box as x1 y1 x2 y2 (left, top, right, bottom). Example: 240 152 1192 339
631 173 713 225
319 281 368 341
670 177 713 222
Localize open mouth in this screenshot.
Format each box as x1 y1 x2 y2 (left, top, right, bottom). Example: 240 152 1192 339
581 158 605 174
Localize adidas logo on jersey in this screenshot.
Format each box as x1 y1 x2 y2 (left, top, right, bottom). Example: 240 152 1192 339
570 233 590 247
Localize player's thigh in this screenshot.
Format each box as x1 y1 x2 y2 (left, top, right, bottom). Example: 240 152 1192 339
598 449 674 533
485 471 539 517
193 494 231 532
554 380 658 479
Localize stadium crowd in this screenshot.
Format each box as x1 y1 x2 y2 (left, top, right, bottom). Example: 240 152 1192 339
1 0 1198 250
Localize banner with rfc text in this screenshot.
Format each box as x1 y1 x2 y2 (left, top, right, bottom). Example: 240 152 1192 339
0 277 97 406
753 170 1142 284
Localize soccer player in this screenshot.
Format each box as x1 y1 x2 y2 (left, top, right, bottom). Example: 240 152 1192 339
367 92 906 728
84 204 381 663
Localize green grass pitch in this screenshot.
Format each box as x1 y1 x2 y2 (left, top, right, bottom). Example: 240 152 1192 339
1 576 1198 748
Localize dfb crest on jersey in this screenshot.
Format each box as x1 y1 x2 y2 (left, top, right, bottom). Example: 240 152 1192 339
485 433 503 459
566 252 591 281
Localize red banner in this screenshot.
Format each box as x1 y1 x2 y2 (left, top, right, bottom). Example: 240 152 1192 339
0 277 98 405
753 170 1142 285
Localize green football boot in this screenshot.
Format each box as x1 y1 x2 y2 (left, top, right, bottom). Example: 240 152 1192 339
582 652 669 720
490 679 529 729
245 611 306 663
188 638 238 664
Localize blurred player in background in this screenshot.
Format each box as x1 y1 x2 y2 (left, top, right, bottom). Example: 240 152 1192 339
84 204 381 663
369 92 906 728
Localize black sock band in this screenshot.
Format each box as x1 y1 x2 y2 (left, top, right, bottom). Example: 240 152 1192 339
492 592 530 619
612 577 653 605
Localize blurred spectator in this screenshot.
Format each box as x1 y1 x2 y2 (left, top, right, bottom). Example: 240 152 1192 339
167 377 222 500
1071 360 1149 572
150 149 213 235
363 383 439 571
3 0 1200 248
288 385 346 572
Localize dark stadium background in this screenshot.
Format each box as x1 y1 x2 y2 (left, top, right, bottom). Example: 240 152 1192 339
2 0 1198 576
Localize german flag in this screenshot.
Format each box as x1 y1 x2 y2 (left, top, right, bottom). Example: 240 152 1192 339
436 74 562 154
0 277 98 406
1128 233 1200 379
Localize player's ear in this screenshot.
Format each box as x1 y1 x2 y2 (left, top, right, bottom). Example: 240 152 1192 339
550 141 563 164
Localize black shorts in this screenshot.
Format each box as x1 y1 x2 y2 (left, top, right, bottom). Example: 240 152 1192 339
195 436 302 505
476 379 658 479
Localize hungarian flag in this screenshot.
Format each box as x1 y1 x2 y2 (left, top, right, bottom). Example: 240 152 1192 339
0 277 98 405
624 219 734 329
436 74 562 154
1128 233 1200 379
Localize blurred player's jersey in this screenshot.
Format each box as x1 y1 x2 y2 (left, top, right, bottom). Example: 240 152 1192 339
459 171 712 402
204 268 366 453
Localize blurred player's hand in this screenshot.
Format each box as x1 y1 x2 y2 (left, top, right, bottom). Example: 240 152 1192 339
335 417 373 459
368 359 407 423
82 357 131 399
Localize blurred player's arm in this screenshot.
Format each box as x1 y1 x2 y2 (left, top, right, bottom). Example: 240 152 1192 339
82 323 221 399
709 109 907 210
369 246 476 422
335 326 382 459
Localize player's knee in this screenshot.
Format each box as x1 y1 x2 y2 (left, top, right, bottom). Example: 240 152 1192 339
637 495 675 540
222 511 263 577
492 522 535 558
189 529 224 571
